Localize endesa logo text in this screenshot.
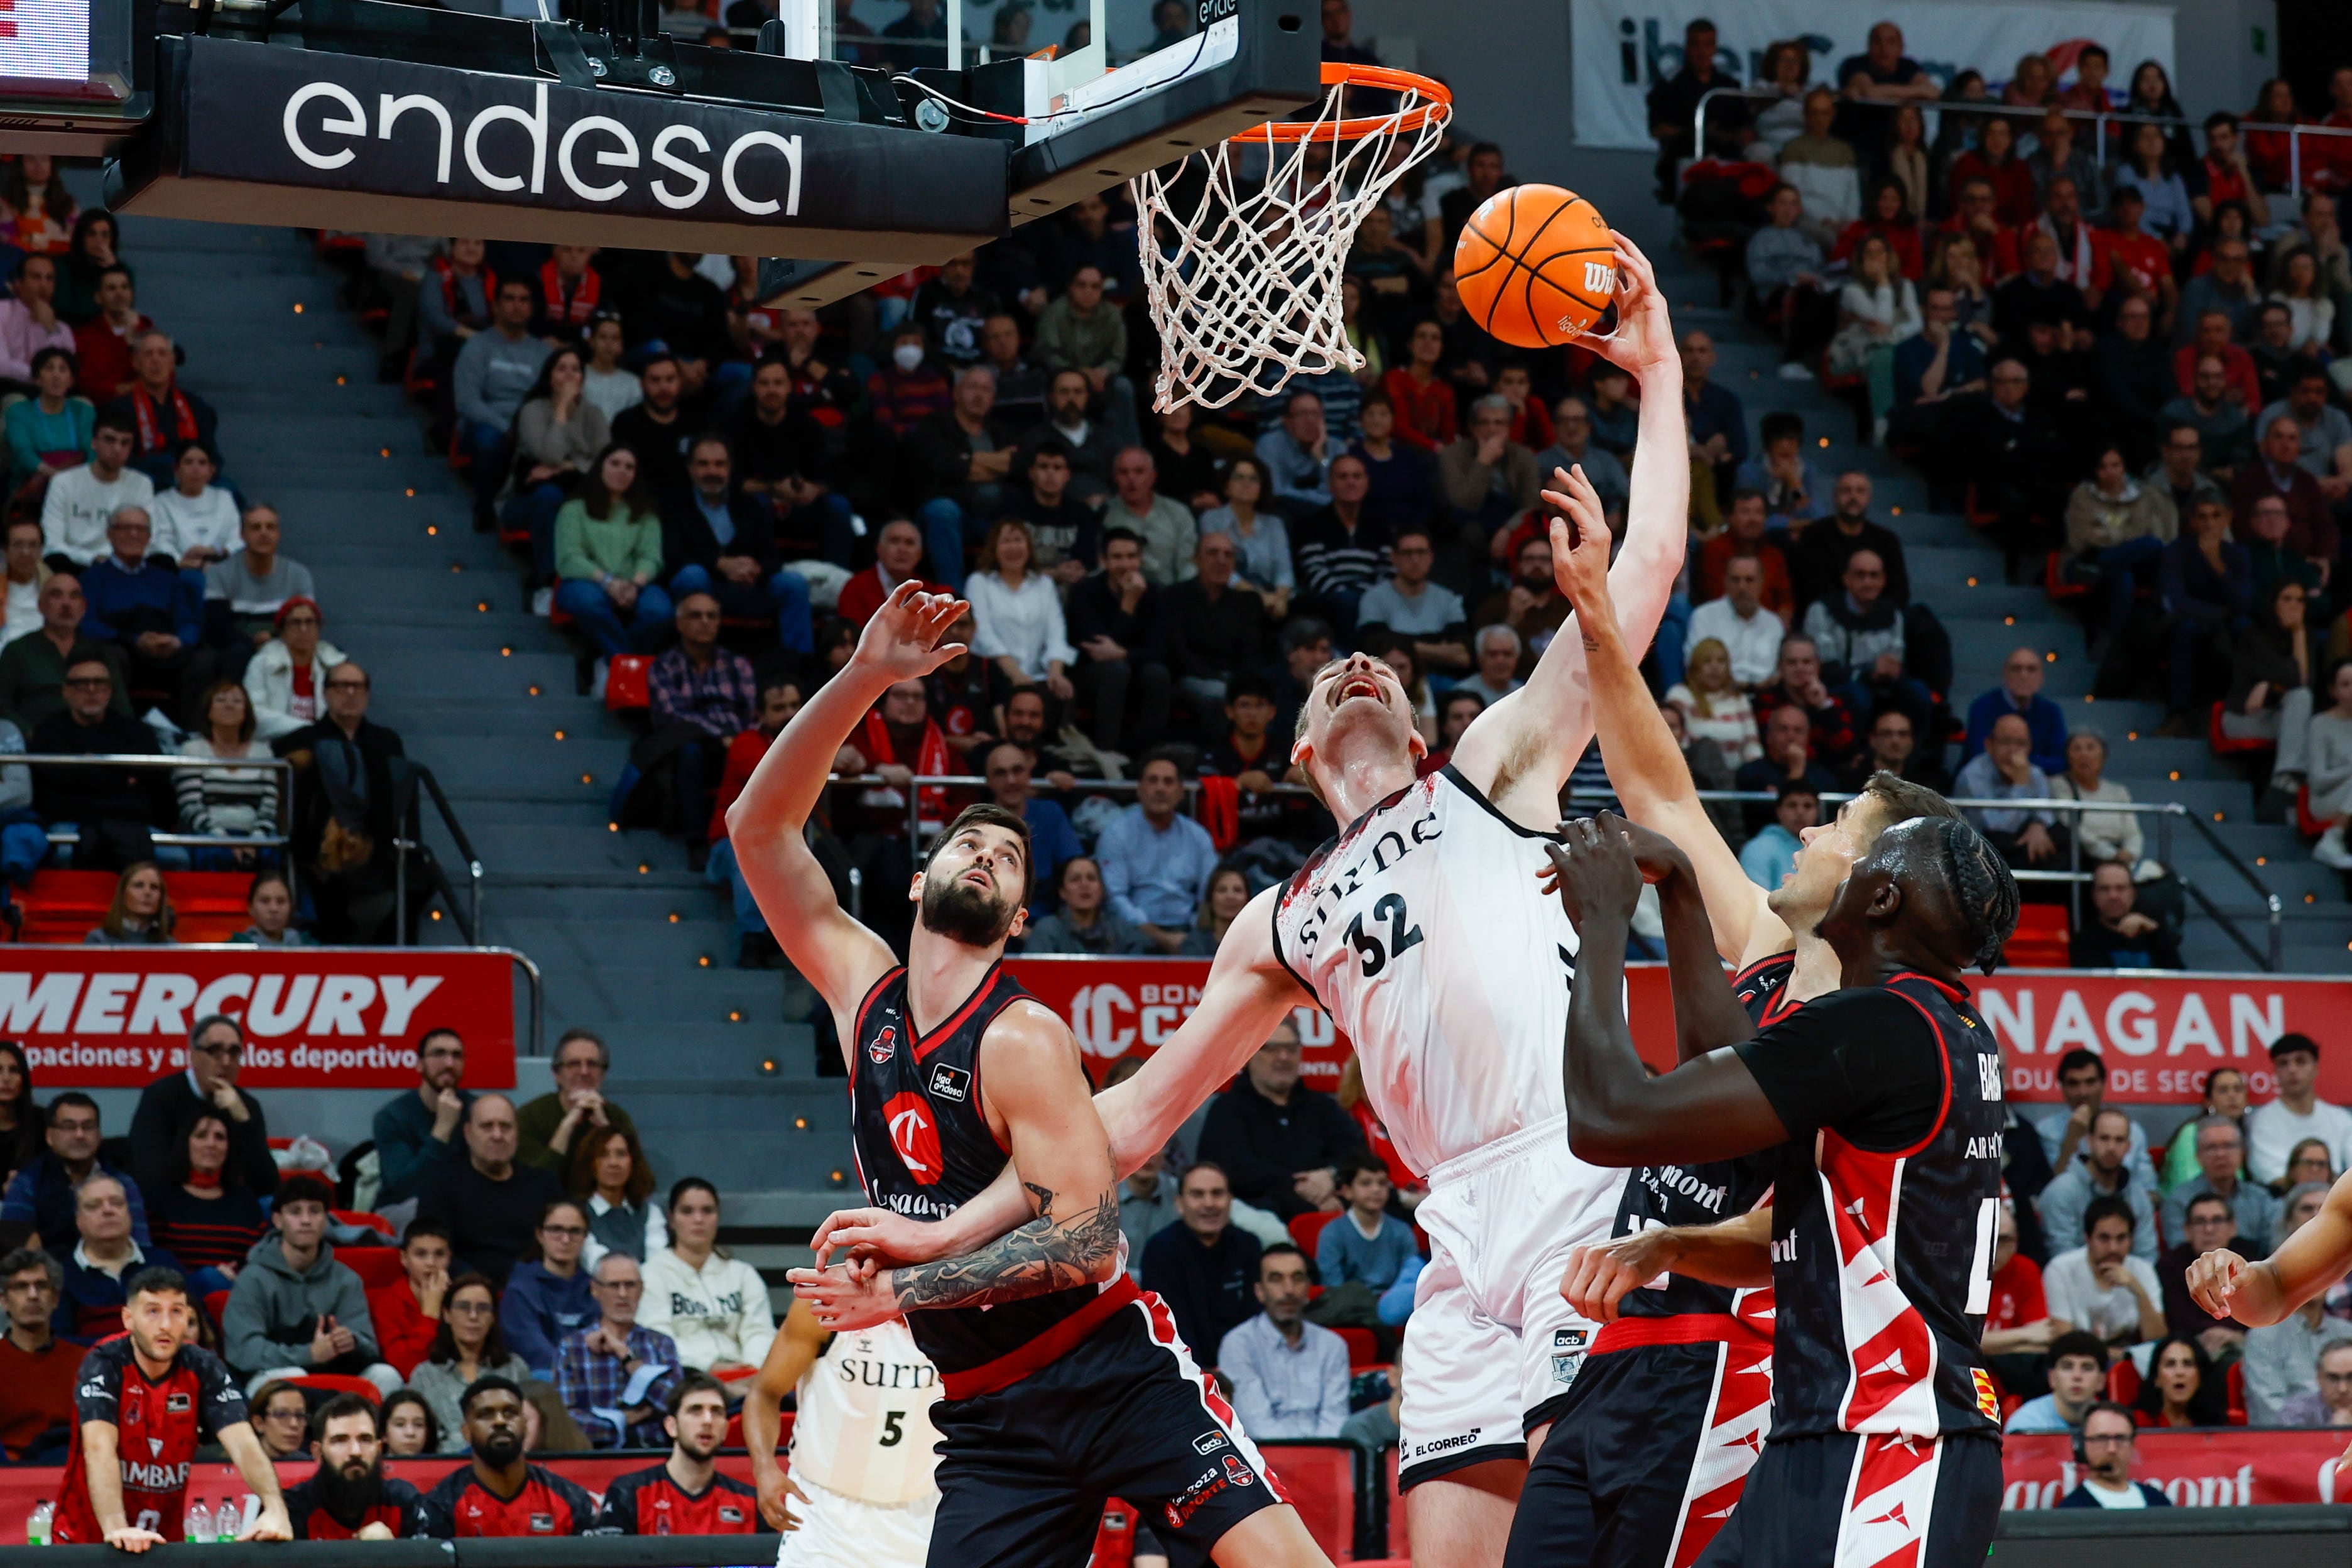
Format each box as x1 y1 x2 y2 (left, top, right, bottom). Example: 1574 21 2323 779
279 79 805 218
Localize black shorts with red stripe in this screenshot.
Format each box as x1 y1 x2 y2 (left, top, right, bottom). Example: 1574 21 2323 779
1691 1432 2001 1568
1503 1322 1772 1568
925 1288 1285 1568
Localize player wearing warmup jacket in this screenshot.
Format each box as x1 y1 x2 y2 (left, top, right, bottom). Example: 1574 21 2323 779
808 235 1694 1568
744 1299 942 1568
418 1376 598 1538
1505 486 1972 1568
53 1267 291 1550
283 1393 430 1540
726 586 1329 1568
1544 787 2020 1568
595 1373 761 1536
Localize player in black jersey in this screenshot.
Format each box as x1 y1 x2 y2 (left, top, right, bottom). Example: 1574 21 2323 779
1500 491 1973 1568
726 583 1329 1568
283 1393 428 1540
1546 807 2018 1568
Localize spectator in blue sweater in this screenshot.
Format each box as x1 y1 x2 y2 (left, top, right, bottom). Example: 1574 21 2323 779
78 504 204 713
369 1028 472 1211
0 1093 150 1249
1315 1157 1419 1295
495 1199 596 1378
1961 646 2070 775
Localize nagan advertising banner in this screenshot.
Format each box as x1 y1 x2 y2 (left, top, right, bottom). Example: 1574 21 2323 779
1010 959 2351 1109
0 946 517 1089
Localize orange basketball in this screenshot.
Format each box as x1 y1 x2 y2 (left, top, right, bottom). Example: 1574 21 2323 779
1451 184 1616 349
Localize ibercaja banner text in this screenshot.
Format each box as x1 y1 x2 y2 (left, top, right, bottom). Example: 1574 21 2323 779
1008 960 2352 1109
1 946 517 1088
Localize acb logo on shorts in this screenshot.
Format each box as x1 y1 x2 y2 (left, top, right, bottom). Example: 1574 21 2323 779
1192 1432 1229 1456
1551 1326 1589 1385
882 1092 942 1184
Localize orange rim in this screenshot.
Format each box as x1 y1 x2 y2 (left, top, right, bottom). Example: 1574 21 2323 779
1228 60 1451 144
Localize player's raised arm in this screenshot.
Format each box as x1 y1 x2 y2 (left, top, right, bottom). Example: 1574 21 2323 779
1544 466 1786 968
792 999 1119 1327
2189 1167 2352 1326
727 583 969 1029
1451 232 1689 825
743 1299 826 1532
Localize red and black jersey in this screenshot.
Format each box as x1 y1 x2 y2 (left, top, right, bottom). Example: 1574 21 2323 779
284 1474 428 1540
591 1462 758 1535
1735 972 2006 1440
416 1464 597 1538
53 1336 248 1544
849 962 1118 1378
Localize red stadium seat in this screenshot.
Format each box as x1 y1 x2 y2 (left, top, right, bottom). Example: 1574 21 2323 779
14 870 252 944
2043 553 2088 602
1288 1211 1339 1256
2299 785 2328 839
2226 1359 2247 1425
291 1375 382 1405
334 1209 396 1236
340 1247 405 1291
2209 701 2275 756
2106 1360 2141 1406
1335 1327 1381 1369
2001 904 2069 969
606 653 652 711
204 1290 231 1331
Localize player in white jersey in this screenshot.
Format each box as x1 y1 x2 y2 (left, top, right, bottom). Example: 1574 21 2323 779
795 234 1691 1568
743 1298 942 1568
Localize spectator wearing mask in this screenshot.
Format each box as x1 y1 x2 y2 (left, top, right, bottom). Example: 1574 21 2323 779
498 1199 596 1379
1220 1244 1349 1439
2247 1034 2352 1184
1738 781 1816 891
558 1253 684 1449
220 1172 398 1396
53 1173 182 1341
1096 750 1217 954
38 410 150 569
2037 1108 2159 1265
638 1179 775 1376
1197 1025 1367 1221
4 346 91 500
129 1013 278 1208
372 1028 473 1211
661 435 813 656
1020 854 1150 955
0 1091 150 1249
2058 1403 2172 1508
2005 1331 2110 1434
416 1094 565 1290
1140 1162 1261 1365
2044 1197 2165 1348
1067 528 1170 753
2069 862 2183 971
0 1247 80 1462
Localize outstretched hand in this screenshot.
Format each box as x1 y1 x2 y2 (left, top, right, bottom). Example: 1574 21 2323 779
1587 231 1679 378
1542 814 1690 893
1541 465 1614 621
852 582 971 683
1543 812 1645 933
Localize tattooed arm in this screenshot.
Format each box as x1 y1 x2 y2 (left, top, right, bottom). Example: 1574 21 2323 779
789 999 1121 1327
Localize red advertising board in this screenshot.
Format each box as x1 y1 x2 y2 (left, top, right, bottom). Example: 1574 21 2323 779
2000 1430 2352 1508
0 945 518 1089
1011 959 2352 1109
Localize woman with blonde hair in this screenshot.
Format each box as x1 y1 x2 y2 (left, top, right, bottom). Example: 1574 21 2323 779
1666 638 1761 771
86 860 173 945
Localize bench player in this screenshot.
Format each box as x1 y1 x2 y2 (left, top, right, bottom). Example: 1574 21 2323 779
727 584 1329 1568
53 1266 292 1550
803 234 1692 1568
743 1298 942 1568
1544 804 2018 1568
1509 489 1968 1568
594 1373 761 1535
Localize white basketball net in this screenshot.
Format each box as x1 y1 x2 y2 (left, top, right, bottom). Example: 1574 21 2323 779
1131 72 1451 412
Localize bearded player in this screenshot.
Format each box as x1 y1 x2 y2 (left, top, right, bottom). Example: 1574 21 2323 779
726 584 1329 1568
1508 479 1967 1568
802 234 1690 1568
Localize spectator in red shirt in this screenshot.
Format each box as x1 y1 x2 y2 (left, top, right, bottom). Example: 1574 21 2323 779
0 1246 83 1462
2097 187 2178 327
2308 65 2352 195
2190 113 2273 231
1832 178 1925 280
2244 79 2303 194
367 1221 451 1379
2174 309 2263 411
1381 319 1457 451
70 266 147 404
1950 117 2039 230
592 1372 760 1535
417 1376 597 1538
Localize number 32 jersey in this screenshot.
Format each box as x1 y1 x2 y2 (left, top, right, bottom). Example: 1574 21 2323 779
1271 765 1579 1179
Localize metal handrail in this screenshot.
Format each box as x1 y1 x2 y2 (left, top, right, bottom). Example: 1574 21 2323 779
19 750 298 866
1690 87 2352 195
393 763 486 948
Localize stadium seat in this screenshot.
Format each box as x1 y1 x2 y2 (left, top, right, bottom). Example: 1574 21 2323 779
2042 553 2088 602
1288 1211 1339 1255
334 1209 396 1237
606 653 652 711
1335 1327 1381 1369
2298 785 2327 839
2226 1359 2247 1425
2209 702 2275 756
340 1247 405 1292
2001 904 2069 969
14 870 253 944
291 1375 382 1405
2105 1360 2141 1405
204 1290 231 1331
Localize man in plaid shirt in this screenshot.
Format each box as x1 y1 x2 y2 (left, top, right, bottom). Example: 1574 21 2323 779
648 591 758 872
555 1253 683 1449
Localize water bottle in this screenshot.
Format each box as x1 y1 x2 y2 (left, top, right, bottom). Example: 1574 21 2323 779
223 1497 252 1542
26 1500 51 1545
185 1500 211 1544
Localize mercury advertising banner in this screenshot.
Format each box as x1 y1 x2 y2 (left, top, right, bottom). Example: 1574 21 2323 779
0 945 518 1088
1569 0 2177 151
1008 959 2350 1110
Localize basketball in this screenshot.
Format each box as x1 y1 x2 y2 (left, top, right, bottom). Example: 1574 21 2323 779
1451 184 1618 349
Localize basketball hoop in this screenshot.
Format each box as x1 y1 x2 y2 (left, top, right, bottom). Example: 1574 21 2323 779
1131 61 1452 412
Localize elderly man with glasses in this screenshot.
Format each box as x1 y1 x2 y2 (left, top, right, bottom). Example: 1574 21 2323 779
557 1253 683 1449
28 653 173 870
274 658 410 942
129 1013 280 1211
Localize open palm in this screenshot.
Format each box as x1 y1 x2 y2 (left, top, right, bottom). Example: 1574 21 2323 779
854 582 972 682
